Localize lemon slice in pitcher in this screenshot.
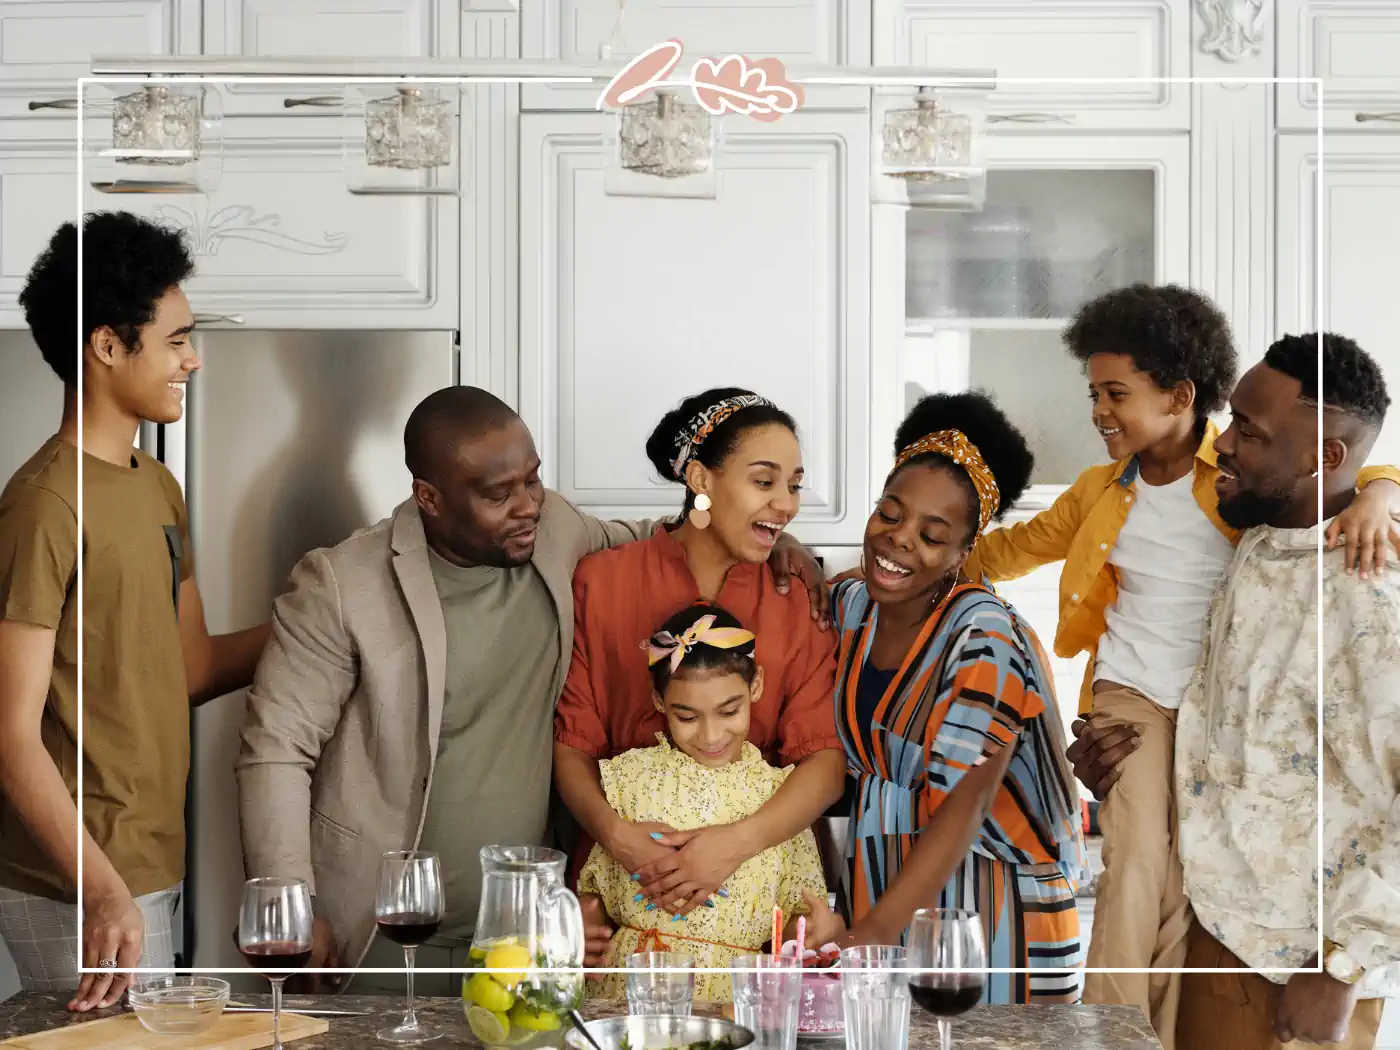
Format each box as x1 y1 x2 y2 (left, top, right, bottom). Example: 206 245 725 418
466 1004 511 1045
466 972 515 1014
509 1001 562 1032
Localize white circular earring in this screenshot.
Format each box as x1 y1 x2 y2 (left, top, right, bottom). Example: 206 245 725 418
688 492 712 530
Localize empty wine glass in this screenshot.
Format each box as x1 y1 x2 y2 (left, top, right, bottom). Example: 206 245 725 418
237 877 314 1050
375 851 445 1044
908 909 986 1050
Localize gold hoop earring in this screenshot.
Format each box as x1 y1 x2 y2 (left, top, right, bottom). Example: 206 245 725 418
689 493 712 530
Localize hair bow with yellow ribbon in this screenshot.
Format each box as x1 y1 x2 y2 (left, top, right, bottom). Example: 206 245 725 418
644 613 755 675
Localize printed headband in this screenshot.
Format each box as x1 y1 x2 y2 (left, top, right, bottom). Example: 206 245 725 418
670 394 776 478
894 429 1000 535
644 613 756 675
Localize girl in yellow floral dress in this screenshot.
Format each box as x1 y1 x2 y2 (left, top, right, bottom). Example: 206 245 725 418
577 601 844 1002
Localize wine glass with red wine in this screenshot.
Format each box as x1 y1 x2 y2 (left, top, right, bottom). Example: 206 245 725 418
238 877 314 1050
375 851 444 1044
908 909 986 1050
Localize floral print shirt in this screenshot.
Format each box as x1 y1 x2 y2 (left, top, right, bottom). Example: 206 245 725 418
577 736 827 1002
1175 520 1400 996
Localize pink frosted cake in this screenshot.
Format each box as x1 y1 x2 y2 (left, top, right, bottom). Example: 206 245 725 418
780 942 844 1035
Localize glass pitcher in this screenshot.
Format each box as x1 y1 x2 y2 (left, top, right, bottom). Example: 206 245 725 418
463 846 584 1048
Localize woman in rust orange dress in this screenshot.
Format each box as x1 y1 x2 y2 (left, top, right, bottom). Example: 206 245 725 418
553 388 846 940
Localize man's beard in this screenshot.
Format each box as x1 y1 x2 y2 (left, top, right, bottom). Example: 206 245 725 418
1217 486 1296 530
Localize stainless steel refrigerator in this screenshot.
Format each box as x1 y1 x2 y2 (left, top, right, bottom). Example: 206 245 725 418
0 328 455 989
168 329 457 977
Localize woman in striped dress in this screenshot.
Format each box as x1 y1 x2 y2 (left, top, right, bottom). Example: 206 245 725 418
832 391 1087 1004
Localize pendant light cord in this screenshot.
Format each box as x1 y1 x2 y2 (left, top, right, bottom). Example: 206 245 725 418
599 0 628 60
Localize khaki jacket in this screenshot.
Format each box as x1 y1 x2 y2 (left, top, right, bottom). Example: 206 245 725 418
236 491 652 972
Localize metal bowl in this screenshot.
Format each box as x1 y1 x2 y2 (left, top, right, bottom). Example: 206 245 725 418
564 1014 755 1050
127 975 230 1035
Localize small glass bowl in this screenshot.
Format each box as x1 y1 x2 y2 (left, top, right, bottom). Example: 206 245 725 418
128 975 230 1035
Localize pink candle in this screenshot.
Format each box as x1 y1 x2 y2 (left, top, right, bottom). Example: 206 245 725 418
796 916 807 961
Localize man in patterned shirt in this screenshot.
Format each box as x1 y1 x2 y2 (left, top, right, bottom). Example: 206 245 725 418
1073 332 1398 1050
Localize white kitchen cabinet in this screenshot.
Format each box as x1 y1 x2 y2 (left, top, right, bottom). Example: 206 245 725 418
871 132 1190 506
519 110 871 543
520 0 870 111
202 0 459 117
1276 0 1400 131
1276 132 1400 466
874 0 1191 131
0 0 199 124
0 141 81 328
108 118 458 329
0 118 458 330
0 0 461 329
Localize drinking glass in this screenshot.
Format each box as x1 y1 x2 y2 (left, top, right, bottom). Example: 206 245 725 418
237 877 314 1050
625 952 695 1016
731 955 801 1050
908 909 986 1050
839 945 911 1050
375 851 445 1044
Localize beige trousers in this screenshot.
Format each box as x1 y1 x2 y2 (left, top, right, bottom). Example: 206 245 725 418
1177 920 1384 1050
1081 684 1192 1050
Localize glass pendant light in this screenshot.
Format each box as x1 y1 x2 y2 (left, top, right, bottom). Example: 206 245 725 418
604 89 719 199
85 83 223 194
871 86 987 211
343 85 461 196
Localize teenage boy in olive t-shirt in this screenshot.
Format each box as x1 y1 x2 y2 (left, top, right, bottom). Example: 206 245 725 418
0 213 270 1013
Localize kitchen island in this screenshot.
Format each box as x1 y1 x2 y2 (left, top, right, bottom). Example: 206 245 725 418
0 992 1162 1048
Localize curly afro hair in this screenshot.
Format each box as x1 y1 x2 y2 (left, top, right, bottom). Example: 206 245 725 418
18 211 195 387
645 387 797 514
1265 332 1390 428
1064 283 1238 427
892 390 1034 541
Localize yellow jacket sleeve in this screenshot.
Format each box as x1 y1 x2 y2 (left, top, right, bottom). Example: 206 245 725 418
965 476 1090 584
1358 464 1400 488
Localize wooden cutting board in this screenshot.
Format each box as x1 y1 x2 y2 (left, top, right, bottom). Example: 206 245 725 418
0 1010 329 1049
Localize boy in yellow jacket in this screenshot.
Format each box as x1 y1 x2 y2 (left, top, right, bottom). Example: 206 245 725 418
962 285 1400 1050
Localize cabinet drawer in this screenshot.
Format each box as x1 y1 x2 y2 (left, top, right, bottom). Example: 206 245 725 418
202 0 458 117
0 0 198 123
874 0 1189 131
1277 0 1400 130
521 0 869 111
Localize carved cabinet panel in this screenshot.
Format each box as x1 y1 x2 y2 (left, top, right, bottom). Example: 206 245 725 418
0 121 457 329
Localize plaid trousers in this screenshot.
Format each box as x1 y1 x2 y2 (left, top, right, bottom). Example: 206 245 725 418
0 884 181 992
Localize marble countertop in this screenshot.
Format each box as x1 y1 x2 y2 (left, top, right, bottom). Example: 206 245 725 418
0 992 1162 1048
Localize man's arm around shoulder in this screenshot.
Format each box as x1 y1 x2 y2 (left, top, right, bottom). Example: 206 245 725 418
548 489 662 557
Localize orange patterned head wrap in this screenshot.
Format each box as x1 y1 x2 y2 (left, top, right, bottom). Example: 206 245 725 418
893 429 1000 535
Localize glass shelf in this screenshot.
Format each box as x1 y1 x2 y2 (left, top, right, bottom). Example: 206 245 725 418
905 169 1155 322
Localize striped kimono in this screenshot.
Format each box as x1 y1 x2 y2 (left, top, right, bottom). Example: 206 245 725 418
833 579 1087 1003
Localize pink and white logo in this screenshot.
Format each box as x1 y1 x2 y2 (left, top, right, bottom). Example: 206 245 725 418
598 39 805 122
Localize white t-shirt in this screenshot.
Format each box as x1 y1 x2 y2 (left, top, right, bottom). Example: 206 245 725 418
1094 471 1235 709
